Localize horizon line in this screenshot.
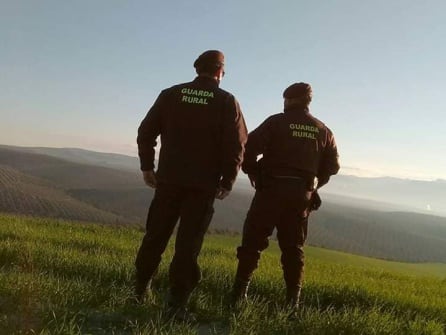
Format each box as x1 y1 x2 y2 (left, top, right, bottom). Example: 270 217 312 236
1 142 444 183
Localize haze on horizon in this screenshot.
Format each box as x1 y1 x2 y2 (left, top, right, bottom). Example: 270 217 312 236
1 1 445 181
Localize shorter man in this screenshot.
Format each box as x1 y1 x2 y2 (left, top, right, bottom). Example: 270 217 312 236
232 82 340 313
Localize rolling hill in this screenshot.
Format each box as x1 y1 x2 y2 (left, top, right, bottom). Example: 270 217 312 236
0 165 127 224
0 144 140 172
0 147 142 189
1 145 446 263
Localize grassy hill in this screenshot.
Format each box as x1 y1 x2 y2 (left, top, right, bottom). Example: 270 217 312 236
66 183 446 263
1 214 445 334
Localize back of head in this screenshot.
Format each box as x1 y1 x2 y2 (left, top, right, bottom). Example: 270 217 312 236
193 50 225 76
283 82 313 109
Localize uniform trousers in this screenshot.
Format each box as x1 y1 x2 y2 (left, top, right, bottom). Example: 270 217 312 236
236 178 312 289
135 183 215 302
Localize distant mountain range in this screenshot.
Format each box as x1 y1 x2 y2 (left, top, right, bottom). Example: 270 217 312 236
1 144 446 263
323 174 446 217
3 144 444 216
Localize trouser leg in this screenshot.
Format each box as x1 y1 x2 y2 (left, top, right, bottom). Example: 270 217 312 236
278 218 307 309
234 190 277 298
276 181 310 309
277 216 308 292
134 185 181 297
168 189 215 306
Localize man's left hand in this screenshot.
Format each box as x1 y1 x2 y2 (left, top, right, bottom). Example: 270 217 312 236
248 174 256 188
142 170 157 188
309 191 322 211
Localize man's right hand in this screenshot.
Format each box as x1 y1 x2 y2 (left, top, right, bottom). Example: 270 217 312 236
215 187 230 200
142 170 157 188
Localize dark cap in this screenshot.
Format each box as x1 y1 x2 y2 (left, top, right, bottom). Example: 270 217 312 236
283 82 312 99
193 50 225 69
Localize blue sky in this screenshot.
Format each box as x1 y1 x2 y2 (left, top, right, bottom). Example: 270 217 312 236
1 0 445 180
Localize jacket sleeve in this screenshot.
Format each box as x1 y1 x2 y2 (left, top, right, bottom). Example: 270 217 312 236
241 116 274 175
317 128 340 188
219 96 248 191
137 91 167 171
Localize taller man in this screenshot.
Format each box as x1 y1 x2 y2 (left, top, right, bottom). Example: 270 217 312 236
135 50 247 319
232 82 340 313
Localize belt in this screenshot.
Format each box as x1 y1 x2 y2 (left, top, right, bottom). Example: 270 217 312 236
272 175 318 190
273 175 304 180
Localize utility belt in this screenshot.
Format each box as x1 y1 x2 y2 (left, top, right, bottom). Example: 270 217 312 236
271 175 318 191
257 174 317 192
254 158 317 191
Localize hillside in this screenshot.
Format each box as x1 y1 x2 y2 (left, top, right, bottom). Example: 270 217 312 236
308 202 446 262
4 144 446 215
1 214 445 334
68 188 153 221
0 147 143 190
2 145 446 263
0 165 127 224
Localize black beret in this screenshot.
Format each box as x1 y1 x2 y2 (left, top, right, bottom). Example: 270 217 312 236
283 82 312 99
193 50 225 69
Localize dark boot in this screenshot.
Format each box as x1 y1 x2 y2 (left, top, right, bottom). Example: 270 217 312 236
166 290 196 323
231 278 250 306
286 286 301 318
133 278 151 304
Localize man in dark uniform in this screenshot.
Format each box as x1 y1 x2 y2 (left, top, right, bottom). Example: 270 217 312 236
231 82 340 313
134 50 247 320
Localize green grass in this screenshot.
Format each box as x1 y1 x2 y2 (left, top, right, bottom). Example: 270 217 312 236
1 213 445 334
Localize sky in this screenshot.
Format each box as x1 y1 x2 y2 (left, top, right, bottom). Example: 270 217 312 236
1 0 445 180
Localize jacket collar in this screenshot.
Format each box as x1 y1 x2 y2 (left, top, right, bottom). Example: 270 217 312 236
193 75 220 88
284 105 309 114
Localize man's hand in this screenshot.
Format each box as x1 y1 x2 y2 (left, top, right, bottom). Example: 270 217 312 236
215 187 230 200
309 191 322 211
248 174 256 189
142 170 157 188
